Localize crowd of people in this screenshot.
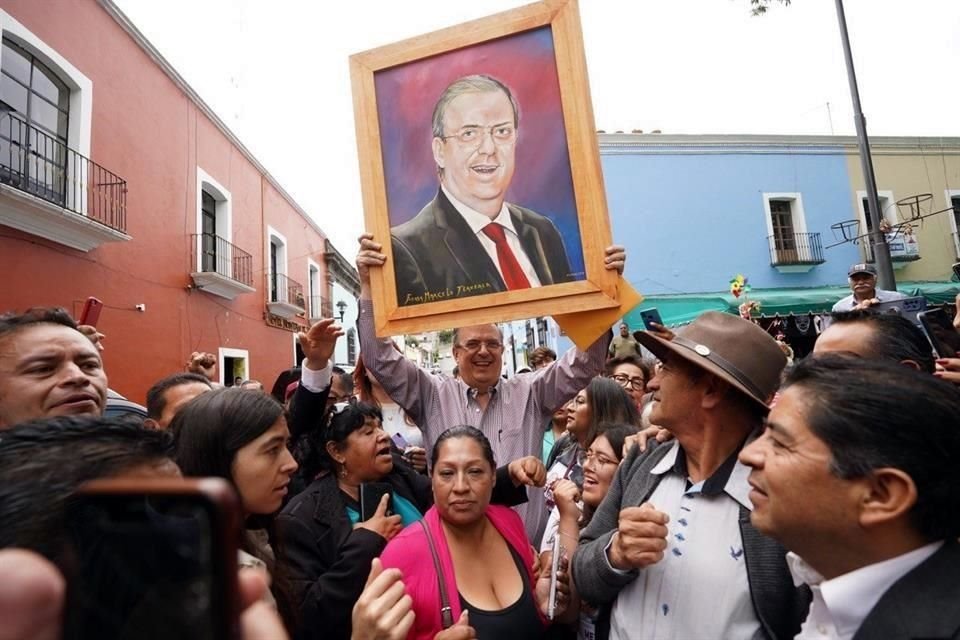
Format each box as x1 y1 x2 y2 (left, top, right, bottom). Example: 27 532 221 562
2 236 960 640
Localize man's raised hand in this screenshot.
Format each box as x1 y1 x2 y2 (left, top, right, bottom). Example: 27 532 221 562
357 233 387 289
604 245 627 275
297 318 344 370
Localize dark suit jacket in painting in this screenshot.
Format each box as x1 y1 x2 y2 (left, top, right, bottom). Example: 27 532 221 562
390 189 576 307
853 539 960 640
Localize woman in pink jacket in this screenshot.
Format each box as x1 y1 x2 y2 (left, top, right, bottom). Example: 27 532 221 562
379 426 567 639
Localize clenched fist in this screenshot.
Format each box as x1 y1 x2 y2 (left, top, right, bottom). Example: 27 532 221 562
607 502 669 571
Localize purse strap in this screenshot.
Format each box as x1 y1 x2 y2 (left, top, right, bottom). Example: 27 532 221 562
418 519 454 629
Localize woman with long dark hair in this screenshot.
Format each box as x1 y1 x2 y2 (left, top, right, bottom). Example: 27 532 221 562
532 377 639 548
171 387 299 630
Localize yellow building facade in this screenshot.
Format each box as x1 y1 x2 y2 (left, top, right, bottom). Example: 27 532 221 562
845 137 960 282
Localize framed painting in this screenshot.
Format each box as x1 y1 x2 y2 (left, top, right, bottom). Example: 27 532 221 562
351 0 619 336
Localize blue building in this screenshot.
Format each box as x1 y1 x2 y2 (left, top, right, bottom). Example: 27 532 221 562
597 133 960 328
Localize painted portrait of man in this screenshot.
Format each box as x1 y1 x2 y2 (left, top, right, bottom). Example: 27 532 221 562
374 27 586 309
391 74 574 306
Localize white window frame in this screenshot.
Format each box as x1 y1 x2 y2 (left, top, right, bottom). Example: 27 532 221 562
195 167 232 273
217 347 249 386
267 225 289 302
946 189 960 257
307 258 321 319
0 11 92 161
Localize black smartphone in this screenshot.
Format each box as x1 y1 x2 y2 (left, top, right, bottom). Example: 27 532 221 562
359 482 393 521
639 308 664 331
918 308 960 359
64 478 242 640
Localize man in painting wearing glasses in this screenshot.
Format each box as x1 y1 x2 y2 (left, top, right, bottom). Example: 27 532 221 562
390 74 575 307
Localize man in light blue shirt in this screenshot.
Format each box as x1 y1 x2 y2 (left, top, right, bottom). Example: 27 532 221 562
831 263 905 312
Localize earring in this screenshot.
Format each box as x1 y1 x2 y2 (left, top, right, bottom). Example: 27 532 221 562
338 462 347 479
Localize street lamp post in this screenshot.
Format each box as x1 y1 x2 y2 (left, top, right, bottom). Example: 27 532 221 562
335 300 347 323
834 0 896 291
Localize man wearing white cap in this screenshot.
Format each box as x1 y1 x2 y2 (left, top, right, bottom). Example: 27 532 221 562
831 263 905 312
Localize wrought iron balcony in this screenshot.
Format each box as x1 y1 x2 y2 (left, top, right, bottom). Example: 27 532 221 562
266 272 305 319
190 233 255 300
0 112 128 250
767 232 825 268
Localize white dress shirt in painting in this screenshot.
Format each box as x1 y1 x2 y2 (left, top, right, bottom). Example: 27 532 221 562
442 185 543 288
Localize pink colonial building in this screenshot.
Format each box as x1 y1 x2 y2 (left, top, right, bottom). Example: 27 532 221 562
0 0 358 402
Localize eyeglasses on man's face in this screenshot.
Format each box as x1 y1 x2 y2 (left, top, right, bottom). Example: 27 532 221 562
440 124 516 149
457 340 504 353
609 373 645 391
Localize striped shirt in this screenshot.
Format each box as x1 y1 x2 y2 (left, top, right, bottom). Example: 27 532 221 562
358 298 609 538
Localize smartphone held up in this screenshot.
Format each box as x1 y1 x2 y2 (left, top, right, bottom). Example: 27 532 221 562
64 477 243 640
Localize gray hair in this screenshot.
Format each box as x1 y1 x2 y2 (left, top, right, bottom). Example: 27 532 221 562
431 75 520 139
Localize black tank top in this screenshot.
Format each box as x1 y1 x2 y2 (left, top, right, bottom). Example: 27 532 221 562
457 544 544 639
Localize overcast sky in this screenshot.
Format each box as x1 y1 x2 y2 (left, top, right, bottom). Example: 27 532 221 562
113 0 960 256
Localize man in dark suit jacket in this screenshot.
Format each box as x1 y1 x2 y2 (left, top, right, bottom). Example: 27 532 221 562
392 189 573 306
739 355 960 640
390 74 574 307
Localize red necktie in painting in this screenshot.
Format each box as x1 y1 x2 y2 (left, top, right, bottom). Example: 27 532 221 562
482 223 531 290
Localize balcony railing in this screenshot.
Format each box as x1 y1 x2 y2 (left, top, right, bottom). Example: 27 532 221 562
0 113 126 233
304 297 335 320
266 272 305 309
767 232 825 266
192 233 253 286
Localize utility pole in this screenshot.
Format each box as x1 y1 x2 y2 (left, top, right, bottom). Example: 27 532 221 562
834 0 896 290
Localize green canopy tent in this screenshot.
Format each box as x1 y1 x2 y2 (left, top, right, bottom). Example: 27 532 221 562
624 281 960 328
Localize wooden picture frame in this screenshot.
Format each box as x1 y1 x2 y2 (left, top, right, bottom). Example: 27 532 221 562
351 0 617 336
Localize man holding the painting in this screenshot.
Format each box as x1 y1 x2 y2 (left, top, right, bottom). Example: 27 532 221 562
390 74 576 307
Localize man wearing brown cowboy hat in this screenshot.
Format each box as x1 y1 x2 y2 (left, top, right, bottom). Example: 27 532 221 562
572 312 809 640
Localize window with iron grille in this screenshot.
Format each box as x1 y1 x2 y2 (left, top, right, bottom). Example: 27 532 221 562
0 37 70 204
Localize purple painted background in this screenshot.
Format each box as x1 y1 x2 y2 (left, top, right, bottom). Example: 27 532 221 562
374 26 585 278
